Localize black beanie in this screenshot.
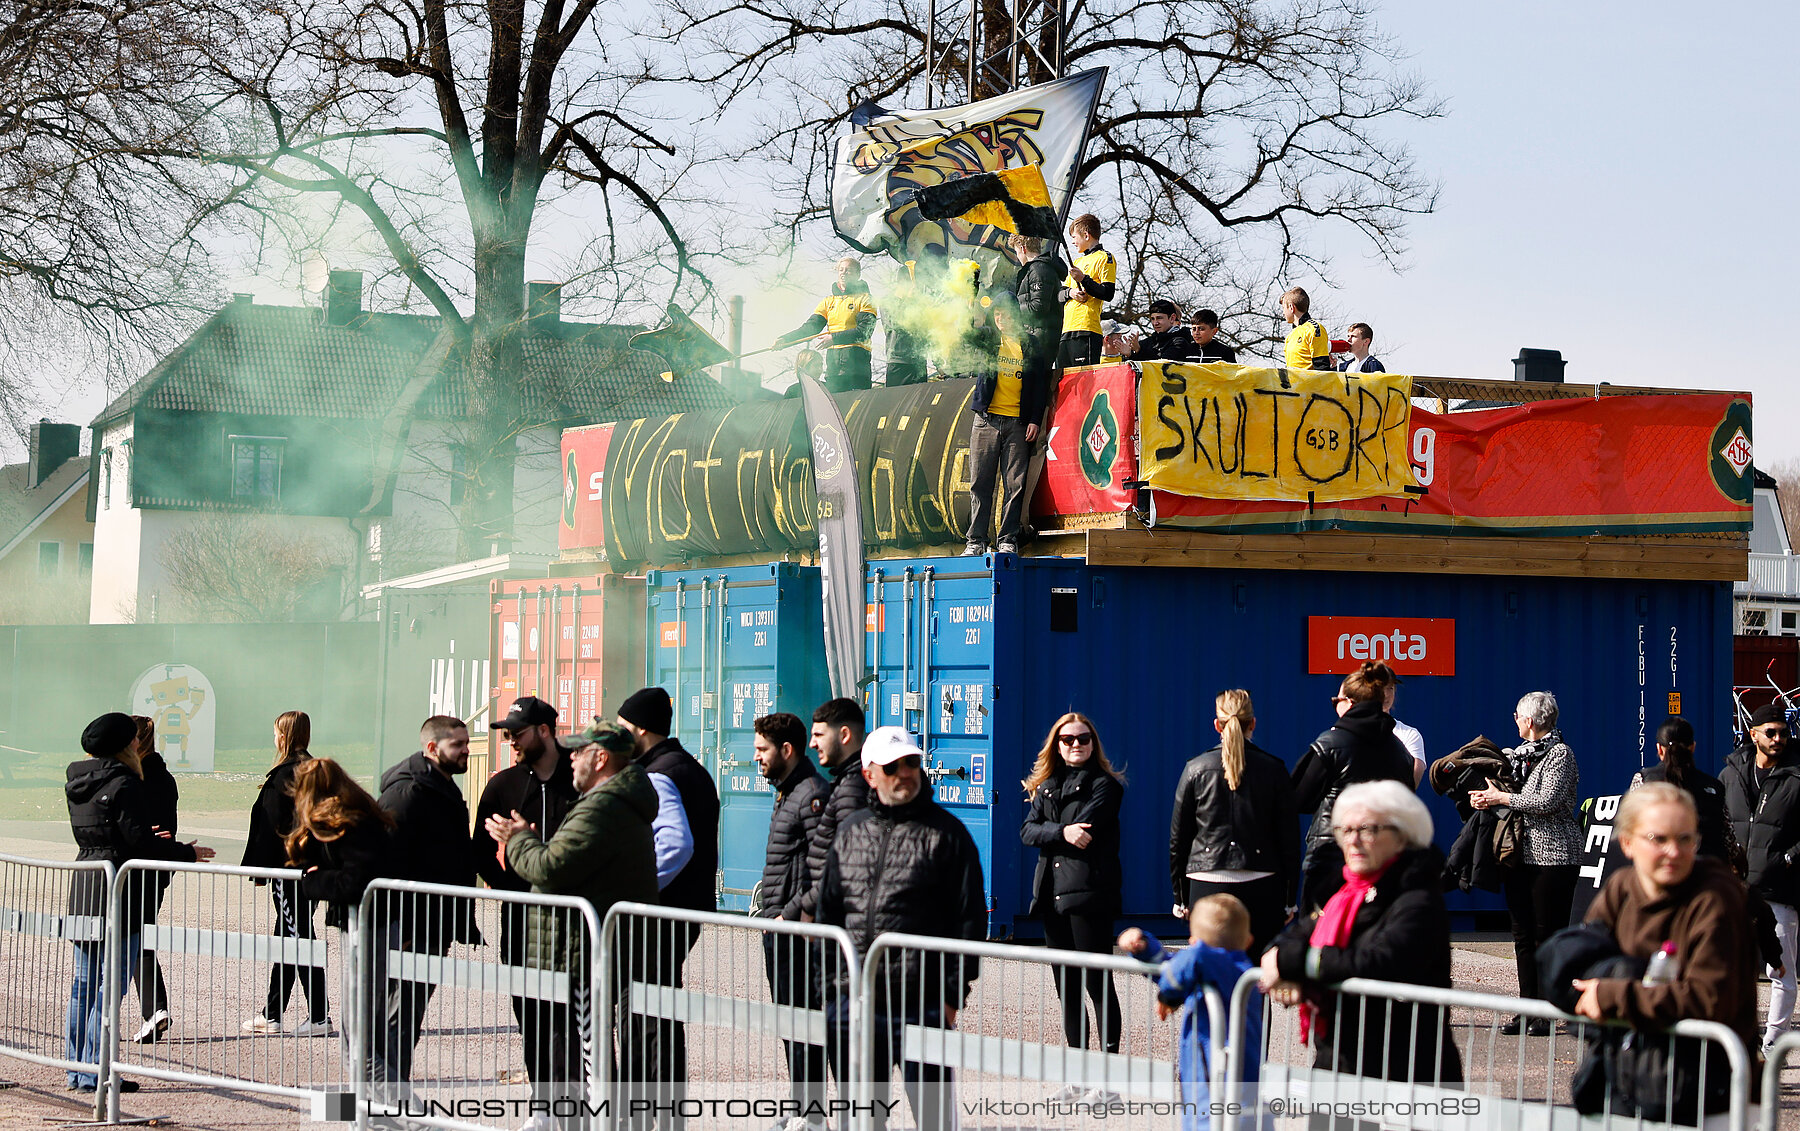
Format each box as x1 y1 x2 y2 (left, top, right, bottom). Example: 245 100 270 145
82 712 138 758
1750 703 1790 728
618 687 673 736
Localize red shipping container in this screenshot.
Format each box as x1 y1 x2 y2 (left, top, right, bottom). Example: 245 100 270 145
489 575 647 772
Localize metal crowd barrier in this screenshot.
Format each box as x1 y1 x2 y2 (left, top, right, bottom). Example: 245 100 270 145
1232 969 1753 1131
859 931 1214 1131
103 860 350 1121
0 853 114 1118
1760 1031 1800 1131
355 878 604 1131
598 901 864 1130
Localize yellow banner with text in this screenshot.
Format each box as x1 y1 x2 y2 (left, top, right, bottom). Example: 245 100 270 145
1137 362 1416 503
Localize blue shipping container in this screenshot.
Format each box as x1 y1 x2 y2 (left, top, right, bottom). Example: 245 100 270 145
861 554 1733 935
645 563 829 912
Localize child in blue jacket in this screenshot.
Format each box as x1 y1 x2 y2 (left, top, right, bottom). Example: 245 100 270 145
1120 894 1262 1131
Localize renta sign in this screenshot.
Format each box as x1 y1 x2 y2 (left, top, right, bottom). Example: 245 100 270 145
1307 616 1456 676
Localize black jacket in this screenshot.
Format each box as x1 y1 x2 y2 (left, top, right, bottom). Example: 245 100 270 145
377 752 481 945
817 793 987 1011
1011 251 1066 364
800 757 871 919
1134 326 1195 362
242 756 307 869
1430 736 1512 894
639 738 720 913
298 819 392 930
1722 745 1800 906
473 750 580 893
759 759 829 920
1271 846 1464 1085
1636 761 1732 862
138 752 180 908
1168 741 1300 905
1292 701 1417 874
1193 339 1237 363
65 757 196 919
1022 765 1123 917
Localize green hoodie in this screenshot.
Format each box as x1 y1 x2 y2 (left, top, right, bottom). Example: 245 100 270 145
505 760 660 971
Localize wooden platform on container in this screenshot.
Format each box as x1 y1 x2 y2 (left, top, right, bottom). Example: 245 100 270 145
1083 528 1748 582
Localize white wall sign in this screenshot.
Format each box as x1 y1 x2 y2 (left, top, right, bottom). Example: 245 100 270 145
129 664 217 772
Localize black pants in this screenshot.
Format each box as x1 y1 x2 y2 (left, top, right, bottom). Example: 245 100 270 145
621 919 700 1127
825 348 872 392
826 998 953 1131
1502 862 1578 1000
130 879 169 1022
502 918 584 1103
264 879 327 1023
368 921 445 1086
1059 331 1103 368
967 411 1033 547
1187 875 1288 959
762 933 828 1109
1041 908 1121 1053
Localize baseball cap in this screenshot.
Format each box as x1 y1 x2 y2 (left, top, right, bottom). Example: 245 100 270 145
497 696 558 733
862 725 924 768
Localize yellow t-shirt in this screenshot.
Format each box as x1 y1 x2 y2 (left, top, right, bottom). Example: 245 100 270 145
1284 319 1329 371
988 336 1024 417
815 291 878 351
1061 247 1116 335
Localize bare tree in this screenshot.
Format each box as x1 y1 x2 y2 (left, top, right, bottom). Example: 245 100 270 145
4 0 733 552
1761 458 1800 554
159 515 349 622
657 0 1442 351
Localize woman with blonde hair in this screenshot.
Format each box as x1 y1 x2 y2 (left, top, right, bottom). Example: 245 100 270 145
1021 712 1126 1082
1168 690 1300 956
241 711 332 1035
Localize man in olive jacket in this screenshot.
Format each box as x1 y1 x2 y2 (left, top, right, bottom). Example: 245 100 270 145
487 720 659 1109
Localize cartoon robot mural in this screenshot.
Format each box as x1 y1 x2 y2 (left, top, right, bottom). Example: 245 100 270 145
129 664 217 772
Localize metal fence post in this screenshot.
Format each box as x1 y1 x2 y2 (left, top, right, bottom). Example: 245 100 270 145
101 862 125 1123
349 902 368 1131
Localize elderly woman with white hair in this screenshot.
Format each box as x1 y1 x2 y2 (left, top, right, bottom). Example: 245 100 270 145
1468 690 1582 1034
1259 779 1464 1093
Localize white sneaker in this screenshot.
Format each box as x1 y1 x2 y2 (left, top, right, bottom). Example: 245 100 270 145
1048 1083 1085 1103
518 1116 556 1131
1085 1088 1122 1108
241 1015 282 1034
133 1010 170 1043
291 1018 335 1037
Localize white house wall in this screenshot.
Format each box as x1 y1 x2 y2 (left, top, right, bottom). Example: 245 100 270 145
89 419 142 623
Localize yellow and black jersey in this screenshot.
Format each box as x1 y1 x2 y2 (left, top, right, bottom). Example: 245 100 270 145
777 284 878 351
987 336 1024 417
1061 246 1116 336
1283 319 1331 371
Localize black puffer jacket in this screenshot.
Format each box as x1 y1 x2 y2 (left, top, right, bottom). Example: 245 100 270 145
138 751 180 910
377 752 481 946
1292 701 1416 874
817 794 987 1010
242 756 308 869
474 749 581 963
1722 746 1800 906
1271 846 1464 1086
800 758 871 919
1022 765 1123 917
759 759 829 920
1635 761 1732 862
1011 250 1066 363
65 757 196 919
639 738 720 913
1168 740 1299 905
298 819 392 930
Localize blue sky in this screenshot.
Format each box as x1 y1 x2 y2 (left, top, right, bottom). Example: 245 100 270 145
20 0 1796 469
1312 0 1799 460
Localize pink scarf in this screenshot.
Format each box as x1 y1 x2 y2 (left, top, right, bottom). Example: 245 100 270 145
1299 859 1396 1043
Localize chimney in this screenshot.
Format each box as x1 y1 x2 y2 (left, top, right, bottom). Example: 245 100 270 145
28 420 80 488
527 281 562 332
1512 348 1566 384
325 269 364 326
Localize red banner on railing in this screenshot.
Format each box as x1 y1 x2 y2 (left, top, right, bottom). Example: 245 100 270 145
1039 365 1753 537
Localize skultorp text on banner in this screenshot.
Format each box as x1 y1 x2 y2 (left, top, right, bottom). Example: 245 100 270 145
1138 362 1416 503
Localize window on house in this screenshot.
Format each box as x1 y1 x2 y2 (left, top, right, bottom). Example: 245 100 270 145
78 543 94 575
229 436 285 501
38 541 60 577
1743 607 1770 635
100 449 112 510
1785 611 1799 633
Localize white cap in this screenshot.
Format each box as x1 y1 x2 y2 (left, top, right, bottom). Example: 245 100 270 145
862 725 923 768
